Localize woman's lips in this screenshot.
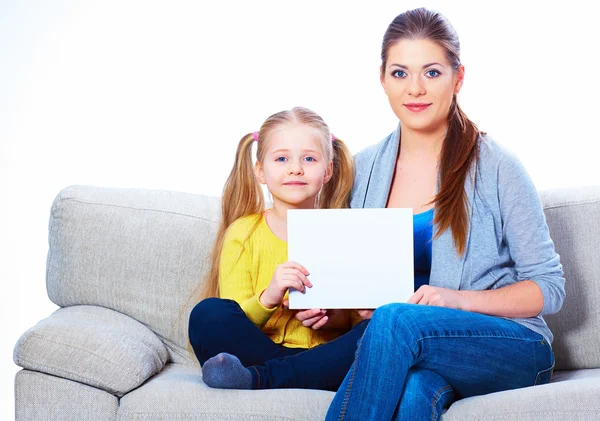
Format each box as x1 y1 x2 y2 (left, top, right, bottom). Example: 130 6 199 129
404 103 431 112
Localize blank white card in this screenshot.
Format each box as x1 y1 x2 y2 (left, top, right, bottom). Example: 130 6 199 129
287 208 414 309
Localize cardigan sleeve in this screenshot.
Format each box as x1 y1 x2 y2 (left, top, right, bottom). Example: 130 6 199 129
497 154 566 315
219 225 278 327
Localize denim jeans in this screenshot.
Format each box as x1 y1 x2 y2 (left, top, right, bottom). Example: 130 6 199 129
188 298 369 390
325 303 555 421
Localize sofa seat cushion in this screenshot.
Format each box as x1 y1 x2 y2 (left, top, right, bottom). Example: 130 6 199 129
442 369 600 420
14 305 169 396
119 365 600 421
117 364 332 421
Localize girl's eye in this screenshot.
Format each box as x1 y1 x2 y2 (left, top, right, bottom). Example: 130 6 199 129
425 69 441 78
275 157 287 162
392 70 407 79
304 156 316 162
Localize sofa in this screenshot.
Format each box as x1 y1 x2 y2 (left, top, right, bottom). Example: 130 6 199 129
13 184 600 420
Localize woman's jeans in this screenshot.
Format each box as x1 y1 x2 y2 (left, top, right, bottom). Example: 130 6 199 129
325 303 555 421
188 297 369 391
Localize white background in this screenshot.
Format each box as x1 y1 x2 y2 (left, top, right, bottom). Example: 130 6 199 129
1 1 599 417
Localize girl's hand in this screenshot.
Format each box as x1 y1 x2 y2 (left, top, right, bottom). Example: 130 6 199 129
295 307 329 330
408 285 465 310
282 299 349 330
358 310 374 320
260 261 312 309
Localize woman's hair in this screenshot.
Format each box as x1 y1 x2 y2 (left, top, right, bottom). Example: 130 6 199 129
200 106 354 299
381 8 480 256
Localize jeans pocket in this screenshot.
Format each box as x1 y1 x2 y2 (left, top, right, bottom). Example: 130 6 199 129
534 363 555 385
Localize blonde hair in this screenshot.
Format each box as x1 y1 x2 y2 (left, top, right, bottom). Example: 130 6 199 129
200 106 354 300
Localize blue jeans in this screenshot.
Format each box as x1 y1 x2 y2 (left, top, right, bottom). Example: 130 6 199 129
325 303 555 421
188 298 369 391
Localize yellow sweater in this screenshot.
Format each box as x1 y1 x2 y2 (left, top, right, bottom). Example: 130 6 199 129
219 213 356 349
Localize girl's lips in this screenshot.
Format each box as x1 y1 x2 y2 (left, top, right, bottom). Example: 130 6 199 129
284 182 307 186
404 103 431 112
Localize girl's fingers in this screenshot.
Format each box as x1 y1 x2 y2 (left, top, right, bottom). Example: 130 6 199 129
302 314 327 327
296 308 324 322
311 315 329 330
284 261 310 276
284 269 312 288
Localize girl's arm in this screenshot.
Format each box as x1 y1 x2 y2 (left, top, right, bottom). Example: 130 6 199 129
219 229 278 327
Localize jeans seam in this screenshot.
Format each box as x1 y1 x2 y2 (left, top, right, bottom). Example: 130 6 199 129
430 385 453 421
339 336 363 421
250 366 261 389
418 334 542 342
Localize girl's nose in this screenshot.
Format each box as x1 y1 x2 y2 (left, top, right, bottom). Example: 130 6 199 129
288 161 304 175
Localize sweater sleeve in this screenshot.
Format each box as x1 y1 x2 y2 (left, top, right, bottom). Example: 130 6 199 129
497 153 566 315
219 225 278 327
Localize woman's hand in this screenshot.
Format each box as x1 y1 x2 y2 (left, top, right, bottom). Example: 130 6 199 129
408 285 465 309
260 261 312 309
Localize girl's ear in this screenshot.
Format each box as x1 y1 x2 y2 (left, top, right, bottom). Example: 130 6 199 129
323 161 334 184
255 161 266 185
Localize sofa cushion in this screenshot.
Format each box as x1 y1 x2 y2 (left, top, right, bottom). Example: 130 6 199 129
540 186 600 370
45 185 220 364
442 369 600 420
117 364 600 421
15 369 119 421
117 364 333 421
13 305 168 396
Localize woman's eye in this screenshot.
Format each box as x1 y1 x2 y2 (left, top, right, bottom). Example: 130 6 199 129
425 69 441 78
392 70 407 78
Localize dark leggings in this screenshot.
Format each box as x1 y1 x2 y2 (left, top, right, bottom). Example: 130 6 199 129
188 297 369 391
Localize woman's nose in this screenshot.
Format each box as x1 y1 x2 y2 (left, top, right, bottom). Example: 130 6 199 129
407 76 426 96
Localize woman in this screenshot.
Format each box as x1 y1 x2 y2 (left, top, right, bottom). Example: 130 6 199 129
325 8 565 421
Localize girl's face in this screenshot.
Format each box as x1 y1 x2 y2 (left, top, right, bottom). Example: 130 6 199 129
255 123 333 210
380 38 464 134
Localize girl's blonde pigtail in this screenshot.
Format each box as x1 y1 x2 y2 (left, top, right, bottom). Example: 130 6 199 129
318 137 354 209
199 133 264 299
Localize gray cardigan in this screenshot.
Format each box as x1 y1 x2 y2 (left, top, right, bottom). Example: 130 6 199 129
350 125 565 344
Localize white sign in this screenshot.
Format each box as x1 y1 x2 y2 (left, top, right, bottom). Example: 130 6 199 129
287 208 414 309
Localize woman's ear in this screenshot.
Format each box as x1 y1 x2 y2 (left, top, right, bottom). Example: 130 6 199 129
380 66 387 94
454 64 465 95
255 161 266 185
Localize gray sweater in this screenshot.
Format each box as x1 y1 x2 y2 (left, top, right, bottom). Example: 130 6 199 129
350 125 565 344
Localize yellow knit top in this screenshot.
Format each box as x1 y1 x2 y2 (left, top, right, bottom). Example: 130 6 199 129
219 213 358 348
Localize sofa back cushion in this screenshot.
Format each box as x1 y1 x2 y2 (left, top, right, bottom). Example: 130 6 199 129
47 185 600 370
541 186 600 370
47 185 220 364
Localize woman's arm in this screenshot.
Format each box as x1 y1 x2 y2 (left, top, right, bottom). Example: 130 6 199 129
409 281 543 318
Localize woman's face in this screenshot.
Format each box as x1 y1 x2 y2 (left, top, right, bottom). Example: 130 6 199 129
380 38 464 134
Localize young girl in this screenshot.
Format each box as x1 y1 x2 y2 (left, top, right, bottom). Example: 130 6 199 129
188 106 368 391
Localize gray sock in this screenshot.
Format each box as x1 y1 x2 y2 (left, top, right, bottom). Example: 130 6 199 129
202 353 253 389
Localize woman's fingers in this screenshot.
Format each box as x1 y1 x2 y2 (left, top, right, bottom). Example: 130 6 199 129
408 288 425 304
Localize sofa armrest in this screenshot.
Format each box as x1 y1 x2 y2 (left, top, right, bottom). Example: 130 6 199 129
13 305 169 396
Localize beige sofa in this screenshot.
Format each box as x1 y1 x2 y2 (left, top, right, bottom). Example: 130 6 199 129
13 185 600 420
